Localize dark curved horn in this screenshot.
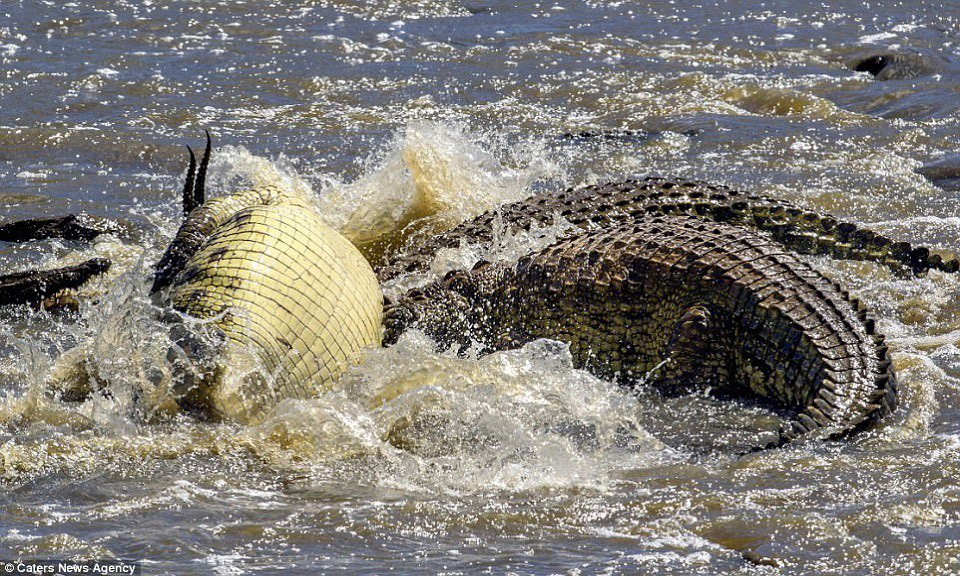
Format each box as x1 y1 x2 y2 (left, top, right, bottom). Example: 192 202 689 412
182 145 198 215
194 130 212 209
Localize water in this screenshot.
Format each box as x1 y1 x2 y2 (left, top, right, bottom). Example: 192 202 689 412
2 0 960 573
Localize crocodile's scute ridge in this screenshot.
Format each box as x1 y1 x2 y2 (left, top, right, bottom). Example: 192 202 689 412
376 176 958 282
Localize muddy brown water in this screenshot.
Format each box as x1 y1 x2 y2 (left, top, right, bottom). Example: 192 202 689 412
2 1 960 574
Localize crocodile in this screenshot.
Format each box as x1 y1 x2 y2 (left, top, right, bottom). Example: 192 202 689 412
0 214 119 310
44 137 383 425
375 176 958 282
383 214 897 445
0 257 111 309
851 52 937 81
30 136 926 443
147 140 383 424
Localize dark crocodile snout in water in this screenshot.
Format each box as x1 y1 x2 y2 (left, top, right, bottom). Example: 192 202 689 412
385 214 897 446
0 257 110 308
0 214 119 309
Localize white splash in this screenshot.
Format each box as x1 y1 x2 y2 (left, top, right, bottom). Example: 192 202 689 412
247 333 668 494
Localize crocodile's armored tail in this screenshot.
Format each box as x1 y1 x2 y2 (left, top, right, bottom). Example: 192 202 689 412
376 177 958 281
385 214 897 445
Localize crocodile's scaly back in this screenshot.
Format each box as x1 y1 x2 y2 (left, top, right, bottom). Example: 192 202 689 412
376 176 958 281
384 214 897 445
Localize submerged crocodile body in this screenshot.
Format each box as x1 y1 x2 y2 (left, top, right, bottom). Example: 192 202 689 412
852 53 936 81
376 176 958 282
384 214 897 444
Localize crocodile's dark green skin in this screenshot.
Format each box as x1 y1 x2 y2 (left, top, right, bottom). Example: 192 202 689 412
384 214 897 445
376 176 958 281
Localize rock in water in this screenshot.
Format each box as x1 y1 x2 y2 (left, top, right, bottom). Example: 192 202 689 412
852 53 935 81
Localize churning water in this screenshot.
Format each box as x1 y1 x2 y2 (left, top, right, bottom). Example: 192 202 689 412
2 1 960 574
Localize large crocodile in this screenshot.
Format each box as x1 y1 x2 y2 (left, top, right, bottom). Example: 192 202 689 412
147 147 383 424
383 214 897 445
23 136 945 444
42 138 383 424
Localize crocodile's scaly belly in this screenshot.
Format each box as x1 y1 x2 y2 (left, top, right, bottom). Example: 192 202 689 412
159 187 383 424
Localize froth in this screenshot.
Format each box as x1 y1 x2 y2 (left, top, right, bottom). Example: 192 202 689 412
329 121 563 256
247 333 667 494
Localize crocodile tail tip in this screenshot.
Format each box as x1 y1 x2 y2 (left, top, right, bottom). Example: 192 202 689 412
928 253 960 275
745 200 958 276
903 243 959 276
182 145 197 215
